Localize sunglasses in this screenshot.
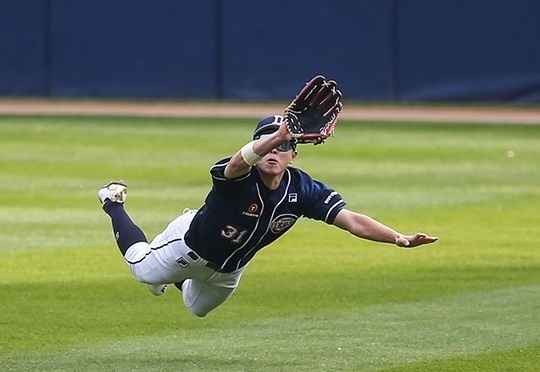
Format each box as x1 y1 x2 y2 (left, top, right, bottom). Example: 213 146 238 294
257 134 296 152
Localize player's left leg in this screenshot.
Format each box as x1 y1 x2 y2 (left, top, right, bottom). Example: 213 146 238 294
180 268 246 317
142 211 246 317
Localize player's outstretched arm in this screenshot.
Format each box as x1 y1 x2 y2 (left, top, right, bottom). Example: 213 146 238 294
224 124 293 179
332 209 438 249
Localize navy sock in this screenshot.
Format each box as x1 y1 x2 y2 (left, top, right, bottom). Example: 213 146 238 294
174 281 185 292
105 202 148 255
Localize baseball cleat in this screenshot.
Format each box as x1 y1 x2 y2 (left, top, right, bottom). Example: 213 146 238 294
98 181 127 210
147 284 168 296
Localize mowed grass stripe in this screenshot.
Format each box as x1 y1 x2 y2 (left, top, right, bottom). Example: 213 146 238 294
1 285 537 371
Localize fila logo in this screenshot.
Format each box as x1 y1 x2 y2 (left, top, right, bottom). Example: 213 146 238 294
288 193 297 202
175 256 190 267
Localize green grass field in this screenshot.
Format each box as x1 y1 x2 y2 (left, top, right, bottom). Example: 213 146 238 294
0 114 539 371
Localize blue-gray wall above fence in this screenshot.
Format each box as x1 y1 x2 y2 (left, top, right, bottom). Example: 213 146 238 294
1 1 540 102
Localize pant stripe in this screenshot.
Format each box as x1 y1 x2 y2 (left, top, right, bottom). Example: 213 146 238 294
125 238 183 264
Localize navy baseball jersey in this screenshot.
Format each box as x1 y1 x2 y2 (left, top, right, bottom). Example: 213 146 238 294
184 158 346 272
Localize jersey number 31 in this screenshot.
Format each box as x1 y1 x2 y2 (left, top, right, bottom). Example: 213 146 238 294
221 225 249 244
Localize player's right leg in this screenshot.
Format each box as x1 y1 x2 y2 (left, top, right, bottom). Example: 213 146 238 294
98 181 167 295
98 181 147 256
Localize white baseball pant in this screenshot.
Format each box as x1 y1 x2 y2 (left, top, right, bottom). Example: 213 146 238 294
123 210 246 317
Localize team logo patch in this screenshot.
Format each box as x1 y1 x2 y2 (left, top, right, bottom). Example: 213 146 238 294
271 115 284 125
270 214 298 234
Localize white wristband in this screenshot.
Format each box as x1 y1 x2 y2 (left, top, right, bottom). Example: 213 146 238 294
240 141 263 166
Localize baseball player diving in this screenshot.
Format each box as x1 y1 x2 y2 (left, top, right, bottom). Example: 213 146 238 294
98 76 438 317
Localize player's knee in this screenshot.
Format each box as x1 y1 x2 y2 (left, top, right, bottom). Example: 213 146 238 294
188 307 210 318
185 300 214 318
129 267 151 283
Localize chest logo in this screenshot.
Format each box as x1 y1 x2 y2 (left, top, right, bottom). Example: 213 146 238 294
270 214 298 234
243 203 259 217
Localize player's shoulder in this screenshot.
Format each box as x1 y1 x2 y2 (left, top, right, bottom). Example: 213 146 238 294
287 166 337 194
287 166 315 182
211 157 255 183
286 166 323 191
213 157 231 168
210 157 229 177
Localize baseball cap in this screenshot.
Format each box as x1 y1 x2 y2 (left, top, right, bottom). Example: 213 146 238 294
253 115 296 151
253 115 285 140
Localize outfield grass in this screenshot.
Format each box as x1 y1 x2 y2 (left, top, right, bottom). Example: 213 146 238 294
0 115 539 371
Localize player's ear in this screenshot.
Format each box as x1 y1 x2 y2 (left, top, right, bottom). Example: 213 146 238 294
289 150 298 164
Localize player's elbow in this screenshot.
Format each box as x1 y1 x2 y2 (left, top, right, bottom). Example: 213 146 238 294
224 154 250 179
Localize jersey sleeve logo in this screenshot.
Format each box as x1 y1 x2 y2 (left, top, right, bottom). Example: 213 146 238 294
324 191 339 204
270 214 298 234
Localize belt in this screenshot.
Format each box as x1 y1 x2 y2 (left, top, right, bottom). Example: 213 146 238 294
187 251 229 273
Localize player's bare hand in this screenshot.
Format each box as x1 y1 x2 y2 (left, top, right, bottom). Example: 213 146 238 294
276 121 294 141
395 233 438 249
